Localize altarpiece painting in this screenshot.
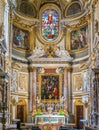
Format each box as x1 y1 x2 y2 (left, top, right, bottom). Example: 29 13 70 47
39 74 62 102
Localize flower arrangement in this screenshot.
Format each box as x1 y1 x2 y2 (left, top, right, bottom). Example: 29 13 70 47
37 108 41 115
59 108 64 115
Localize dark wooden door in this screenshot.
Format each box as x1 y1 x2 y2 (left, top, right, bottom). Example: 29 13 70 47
17 105 24 122
76 105 83 129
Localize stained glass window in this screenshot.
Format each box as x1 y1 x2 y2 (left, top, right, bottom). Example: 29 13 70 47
42 9 59 41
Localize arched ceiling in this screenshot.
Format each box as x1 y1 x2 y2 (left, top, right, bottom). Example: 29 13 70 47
11 0 87 19
10 0 91 29
10 0 97 61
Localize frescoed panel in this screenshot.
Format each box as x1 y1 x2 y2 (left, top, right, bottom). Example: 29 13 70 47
13 26 29 50
39 73 62 102
42 9 59 41
71 26 88 50
19 73 28 91
73 74 83 92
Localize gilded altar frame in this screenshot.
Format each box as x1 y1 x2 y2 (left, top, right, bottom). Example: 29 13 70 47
38 73 62 103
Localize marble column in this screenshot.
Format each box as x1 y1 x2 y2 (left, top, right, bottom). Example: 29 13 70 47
89 6 95 53
32 67 37 111
64 67 72 113
29 67 37 112
12 106 16 119
4 3 9 56
29 68 33 112
67 68 72 113
63 67 68 110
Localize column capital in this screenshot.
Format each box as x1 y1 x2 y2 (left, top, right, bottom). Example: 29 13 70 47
64 67 72 72
29 67 37 72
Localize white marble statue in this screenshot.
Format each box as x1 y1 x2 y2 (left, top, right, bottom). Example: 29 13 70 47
55 46 73 60
60 96 65 104
29 46 45 59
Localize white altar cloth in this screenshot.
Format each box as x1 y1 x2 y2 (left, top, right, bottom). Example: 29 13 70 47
35 114 65 124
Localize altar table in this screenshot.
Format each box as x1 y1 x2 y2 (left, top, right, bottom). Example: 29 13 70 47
35 114 65 124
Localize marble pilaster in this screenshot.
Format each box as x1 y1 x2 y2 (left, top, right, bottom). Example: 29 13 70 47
32 67 37 111
4 3 9 56
68 68 72 113
63 67 68 110
29 68 33 112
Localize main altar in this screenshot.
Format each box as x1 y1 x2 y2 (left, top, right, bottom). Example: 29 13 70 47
31 96 69 125
28 41 72 125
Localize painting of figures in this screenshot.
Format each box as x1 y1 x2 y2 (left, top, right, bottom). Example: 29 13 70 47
13 26 29 50
71 26 88 50
40 74 60 100
42 9 59 41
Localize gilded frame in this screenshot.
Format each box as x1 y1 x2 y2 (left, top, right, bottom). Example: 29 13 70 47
38 73 62 103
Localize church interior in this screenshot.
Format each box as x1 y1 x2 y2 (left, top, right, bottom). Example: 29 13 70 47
0 0 99 130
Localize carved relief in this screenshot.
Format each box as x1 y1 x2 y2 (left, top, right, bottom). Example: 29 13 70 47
73 73 83 92
11 69 18 91
83 70 89 92
28 45 73 60
19 73 28 91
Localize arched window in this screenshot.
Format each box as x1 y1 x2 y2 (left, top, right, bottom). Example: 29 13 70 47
66 2 81 16
42 9 59 41
18 2 36 17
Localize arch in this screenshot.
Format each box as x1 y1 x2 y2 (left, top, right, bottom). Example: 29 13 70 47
18 1 37 18
65 1 82 17
74 99 84 128
17 99 27 122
